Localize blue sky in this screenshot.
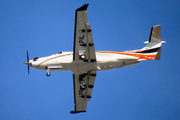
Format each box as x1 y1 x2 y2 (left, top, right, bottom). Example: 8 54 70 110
0 0 180 120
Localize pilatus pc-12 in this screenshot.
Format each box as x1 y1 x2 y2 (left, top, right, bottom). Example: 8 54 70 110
24 4 166 113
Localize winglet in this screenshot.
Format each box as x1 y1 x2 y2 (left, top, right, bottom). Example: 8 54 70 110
76 4 89 11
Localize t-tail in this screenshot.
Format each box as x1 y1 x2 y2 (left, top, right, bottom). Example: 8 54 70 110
130 25 166 61
142 25 166 60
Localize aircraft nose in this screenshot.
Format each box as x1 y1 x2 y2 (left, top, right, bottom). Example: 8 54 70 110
23 61 28 65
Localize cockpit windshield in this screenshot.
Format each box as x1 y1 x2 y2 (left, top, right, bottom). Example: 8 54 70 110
33 57 39 61
57 52 62 54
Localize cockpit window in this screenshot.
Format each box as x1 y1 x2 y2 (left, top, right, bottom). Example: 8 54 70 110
57 52 62 54
33 57 39 61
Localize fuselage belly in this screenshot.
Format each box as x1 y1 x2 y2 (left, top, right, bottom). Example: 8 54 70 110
29 51 139 73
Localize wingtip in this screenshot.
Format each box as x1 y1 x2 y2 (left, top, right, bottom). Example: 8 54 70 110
70 110 86 114
76 4 89 11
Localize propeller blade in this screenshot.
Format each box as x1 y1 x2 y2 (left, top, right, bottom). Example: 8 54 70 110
27 50 29 63
27 50 30 74
28 64 30 74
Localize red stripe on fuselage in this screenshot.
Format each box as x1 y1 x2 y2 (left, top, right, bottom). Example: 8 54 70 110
37 53 72 67
98 51 156 60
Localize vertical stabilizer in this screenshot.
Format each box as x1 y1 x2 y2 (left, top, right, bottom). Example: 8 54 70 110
155 47 161 60
149 25 161 42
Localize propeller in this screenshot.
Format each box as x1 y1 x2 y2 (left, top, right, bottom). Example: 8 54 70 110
27 50 30 74
24 50 30 74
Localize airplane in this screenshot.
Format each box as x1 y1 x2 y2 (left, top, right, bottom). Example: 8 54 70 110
23 4 166 114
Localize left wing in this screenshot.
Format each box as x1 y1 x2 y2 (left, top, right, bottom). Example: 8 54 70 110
70 71 96 113
73 4 96 62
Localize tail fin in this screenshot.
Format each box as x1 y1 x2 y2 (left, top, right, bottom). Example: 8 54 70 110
149 25 161 43
143 25 166 60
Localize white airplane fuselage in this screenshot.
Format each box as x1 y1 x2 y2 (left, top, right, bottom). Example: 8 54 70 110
29 51 140 74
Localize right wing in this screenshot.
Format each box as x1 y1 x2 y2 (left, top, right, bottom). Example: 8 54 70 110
70 71 96 113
